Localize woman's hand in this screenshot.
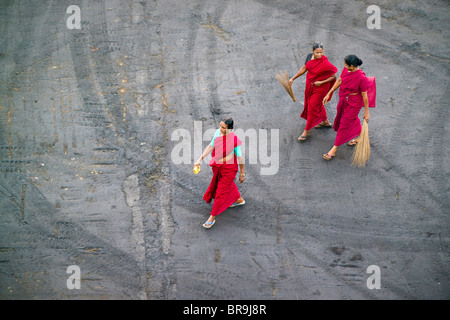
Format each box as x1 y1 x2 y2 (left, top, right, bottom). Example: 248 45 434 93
313 81 323 87
193 158 201 169
323 93 331 105
289 78 294 87
238 173 245 183
363 111 370 123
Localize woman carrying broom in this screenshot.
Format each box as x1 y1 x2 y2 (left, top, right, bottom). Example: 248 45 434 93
289 42 338 142
322 55 370 160
193 118 245 229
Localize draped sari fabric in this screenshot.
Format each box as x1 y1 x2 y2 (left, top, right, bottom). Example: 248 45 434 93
333 68 376 146
367 77 376 108
301 56 338 130
203 132 242 217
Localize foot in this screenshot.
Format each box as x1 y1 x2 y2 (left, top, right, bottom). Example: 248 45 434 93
298 129 309 142
203 219 215 229
315 120 332 128
230 198 245 208
323 153 335 160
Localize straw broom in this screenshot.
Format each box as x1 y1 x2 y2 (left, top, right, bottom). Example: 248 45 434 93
351 119 370 167
276 71 296 102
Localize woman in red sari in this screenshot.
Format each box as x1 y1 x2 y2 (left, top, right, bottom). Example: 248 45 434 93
193 118 245 229
322 55 370 160
289 42 338 142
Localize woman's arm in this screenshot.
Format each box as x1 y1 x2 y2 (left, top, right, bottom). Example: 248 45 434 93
194 144 213 167
314 74 336 86
238 156 245 183
289 65 307 86
323 76 342 105
361 91 370 122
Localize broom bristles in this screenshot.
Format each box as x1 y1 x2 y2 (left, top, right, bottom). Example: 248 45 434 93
351 119 370 167
276 71 296 102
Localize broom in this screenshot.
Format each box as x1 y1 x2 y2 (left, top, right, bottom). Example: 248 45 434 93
276 71 296 102
351 119 370 167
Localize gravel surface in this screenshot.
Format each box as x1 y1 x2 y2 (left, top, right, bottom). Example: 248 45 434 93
0 0 448 299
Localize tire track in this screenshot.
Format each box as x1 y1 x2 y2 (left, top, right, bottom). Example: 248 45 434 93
185 1 206 120
168 163 423 299
203 1 230 122
369 57 448 214
64 0 159 299
0 179 143 299
165 1 417 299
2 0 447 300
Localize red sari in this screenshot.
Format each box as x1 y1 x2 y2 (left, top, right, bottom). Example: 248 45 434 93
301 56 338 130
333 68 376 146
203 132 242 216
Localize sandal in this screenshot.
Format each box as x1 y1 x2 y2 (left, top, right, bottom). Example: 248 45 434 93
298 135 308 142
203 220 215 229
323 153 335 160
348 139 358 146
315 121 332 128
230 200 245 208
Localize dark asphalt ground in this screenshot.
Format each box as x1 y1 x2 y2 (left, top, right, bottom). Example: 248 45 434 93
0 0 449 300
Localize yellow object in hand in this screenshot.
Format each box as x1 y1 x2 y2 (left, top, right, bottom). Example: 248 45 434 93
193 165 201 174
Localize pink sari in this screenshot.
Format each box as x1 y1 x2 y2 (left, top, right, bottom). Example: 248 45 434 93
333 68 376 146
203 132 242 216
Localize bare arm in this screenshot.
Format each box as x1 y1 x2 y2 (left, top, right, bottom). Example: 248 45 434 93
194 144 214 167
289 65 307 86
361 91 370 122
323 76 342 105
314 74 336 86
238 156 245 183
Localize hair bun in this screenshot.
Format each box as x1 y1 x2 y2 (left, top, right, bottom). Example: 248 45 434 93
312 42 324 50
358 58 363 66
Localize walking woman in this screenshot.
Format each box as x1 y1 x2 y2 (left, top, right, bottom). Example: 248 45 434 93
289 42 338 142
193 118 245 229
322 54 370 160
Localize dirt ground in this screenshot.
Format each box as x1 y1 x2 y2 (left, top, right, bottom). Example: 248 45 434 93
0 0 448 300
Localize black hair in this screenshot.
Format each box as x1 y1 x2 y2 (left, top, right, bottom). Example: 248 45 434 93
344 54 363 67
312 42 323 50
221 117 234 130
